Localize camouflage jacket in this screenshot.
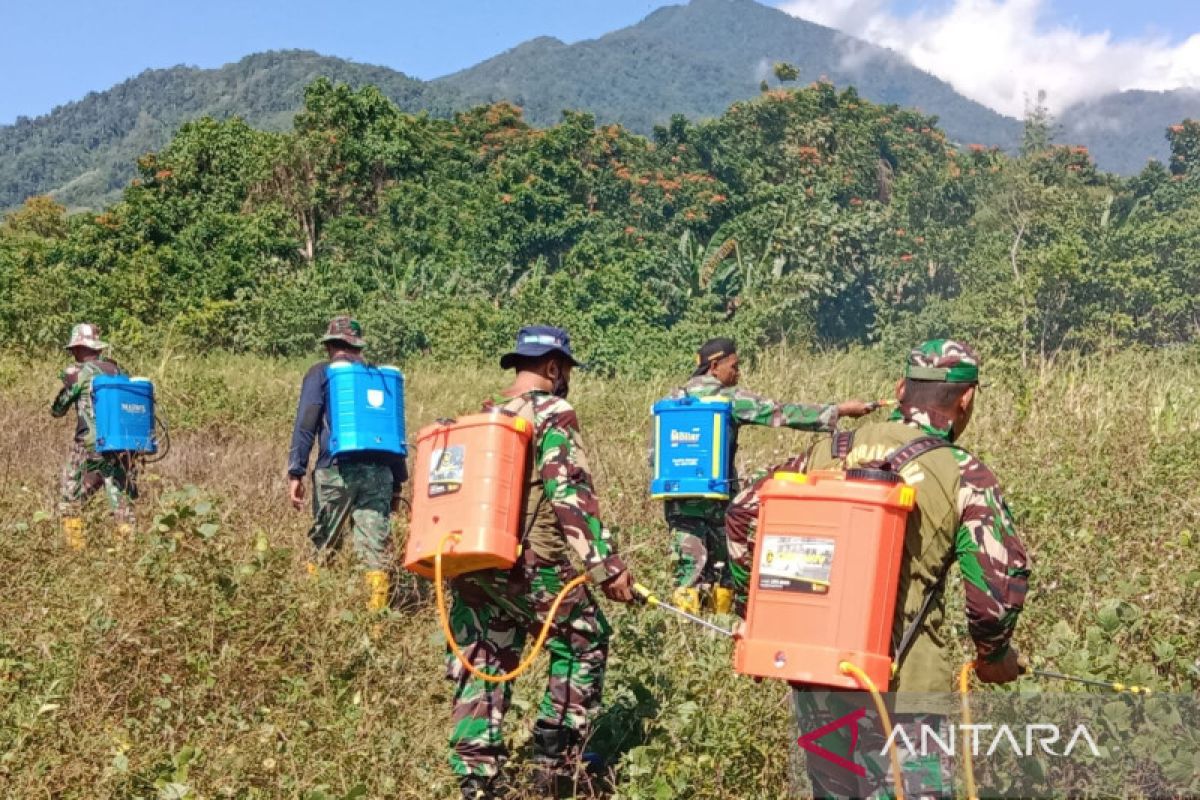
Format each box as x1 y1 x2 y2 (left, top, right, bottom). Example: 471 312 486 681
50 358 121 448
670 374 839 480
487 390 627 584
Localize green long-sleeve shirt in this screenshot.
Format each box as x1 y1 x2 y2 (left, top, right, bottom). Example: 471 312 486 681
670 374 839 485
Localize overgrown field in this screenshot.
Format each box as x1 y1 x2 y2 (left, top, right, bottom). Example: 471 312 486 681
1 347 1198 799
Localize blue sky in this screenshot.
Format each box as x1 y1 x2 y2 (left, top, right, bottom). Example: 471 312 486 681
2 0 1198 124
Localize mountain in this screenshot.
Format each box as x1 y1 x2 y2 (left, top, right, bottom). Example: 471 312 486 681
0 51 455 210
2 0 1198 210
435 0 1023 147
1059 88 1200 175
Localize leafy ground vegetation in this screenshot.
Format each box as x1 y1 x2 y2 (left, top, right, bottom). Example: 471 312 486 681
1 347 1197 798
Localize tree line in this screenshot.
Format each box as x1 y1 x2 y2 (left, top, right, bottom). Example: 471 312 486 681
2 78 1197 373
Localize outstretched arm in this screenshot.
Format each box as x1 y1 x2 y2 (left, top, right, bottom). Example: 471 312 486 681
727 386 839 432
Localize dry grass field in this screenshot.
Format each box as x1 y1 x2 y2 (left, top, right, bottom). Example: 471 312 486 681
1 346 1197 798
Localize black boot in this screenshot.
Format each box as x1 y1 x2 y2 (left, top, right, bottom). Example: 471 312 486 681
531 723 595 798
460 773 510 800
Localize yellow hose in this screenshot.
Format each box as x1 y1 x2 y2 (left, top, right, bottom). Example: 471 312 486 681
838 661 905 800
958 661 979 800
435 531 590 684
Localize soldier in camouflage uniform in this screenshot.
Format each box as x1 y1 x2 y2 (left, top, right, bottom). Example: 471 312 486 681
287 317 408 611
662 337 871 614
51 323 136 547
446 325 636 800
725 340 1030 799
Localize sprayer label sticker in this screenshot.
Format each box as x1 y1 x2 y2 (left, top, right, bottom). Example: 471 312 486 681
670 428 702 445
366 389 385 409
758 536 834 594
429 445 465 497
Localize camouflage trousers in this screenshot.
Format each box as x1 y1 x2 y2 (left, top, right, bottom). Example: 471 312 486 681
445 560 611 779
308 463 394 571
792 688 953 799
665 497 731 589
724 457 806 614
58 443 136 524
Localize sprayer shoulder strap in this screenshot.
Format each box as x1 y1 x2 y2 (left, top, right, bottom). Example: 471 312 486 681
831 430 855 460
828 431 949 471
882 435 953 472
498 394 550 545
894 550 956 669
831 429 959 667
888 436 962 669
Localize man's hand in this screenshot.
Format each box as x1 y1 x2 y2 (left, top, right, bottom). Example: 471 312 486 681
601 570 636 604
975 646 1023 685
288 476 306 511
836 400 875 419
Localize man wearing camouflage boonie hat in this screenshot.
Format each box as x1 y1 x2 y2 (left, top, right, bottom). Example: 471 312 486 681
725 339 1031 799
50 323 137 549
287 316 408 611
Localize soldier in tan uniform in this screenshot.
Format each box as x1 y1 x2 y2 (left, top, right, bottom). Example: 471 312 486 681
726 340 1030 798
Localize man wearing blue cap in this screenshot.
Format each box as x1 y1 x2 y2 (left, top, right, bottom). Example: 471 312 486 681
446 325 636 800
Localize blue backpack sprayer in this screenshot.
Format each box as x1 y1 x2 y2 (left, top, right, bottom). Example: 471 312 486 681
91 375 163 457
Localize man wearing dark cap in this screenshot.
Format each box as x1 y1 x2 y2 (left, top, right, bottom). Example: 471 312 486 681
662 337 872 614
726 339 1030 798
446 325 636 800
287 316 407 611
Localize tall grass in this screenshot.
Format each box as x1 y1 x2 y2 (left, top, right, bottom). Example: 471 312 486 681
1 347 1197 798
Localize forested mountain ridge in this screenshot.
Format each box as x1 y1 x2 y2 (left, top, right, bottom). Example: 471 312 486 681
0 51 455 210
436 0 1023 147
2 0 1199 211
1060 88 1200 175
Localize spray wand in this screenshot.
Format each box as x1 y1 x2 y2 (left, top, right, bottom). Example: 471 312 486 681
1024 664 1152 694
632 584 734 637
959 657 1154 799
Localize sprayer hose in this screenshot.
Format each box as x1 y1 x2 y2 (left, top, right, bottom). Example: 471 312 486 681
958 661 980 800
837 661 906 800
434 530 590 684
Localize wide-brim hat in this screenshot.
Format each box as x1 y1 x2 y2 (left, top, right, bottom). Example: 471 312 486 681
499 325 583 370
64 323 108 351
320 316 367 348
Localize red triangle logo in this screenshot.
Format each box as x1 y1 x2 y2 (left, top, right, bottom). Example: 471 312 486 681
796 707 868 777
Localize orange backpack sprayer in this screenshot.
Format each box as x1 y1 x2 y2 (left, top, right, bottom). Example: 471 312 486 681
733 467 915 688
734 433 949 800
404 409 591 684
404 412 532 579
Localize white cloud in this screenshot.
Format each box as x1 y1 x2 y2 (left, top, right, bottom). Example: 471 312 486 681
775 0 1200 117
